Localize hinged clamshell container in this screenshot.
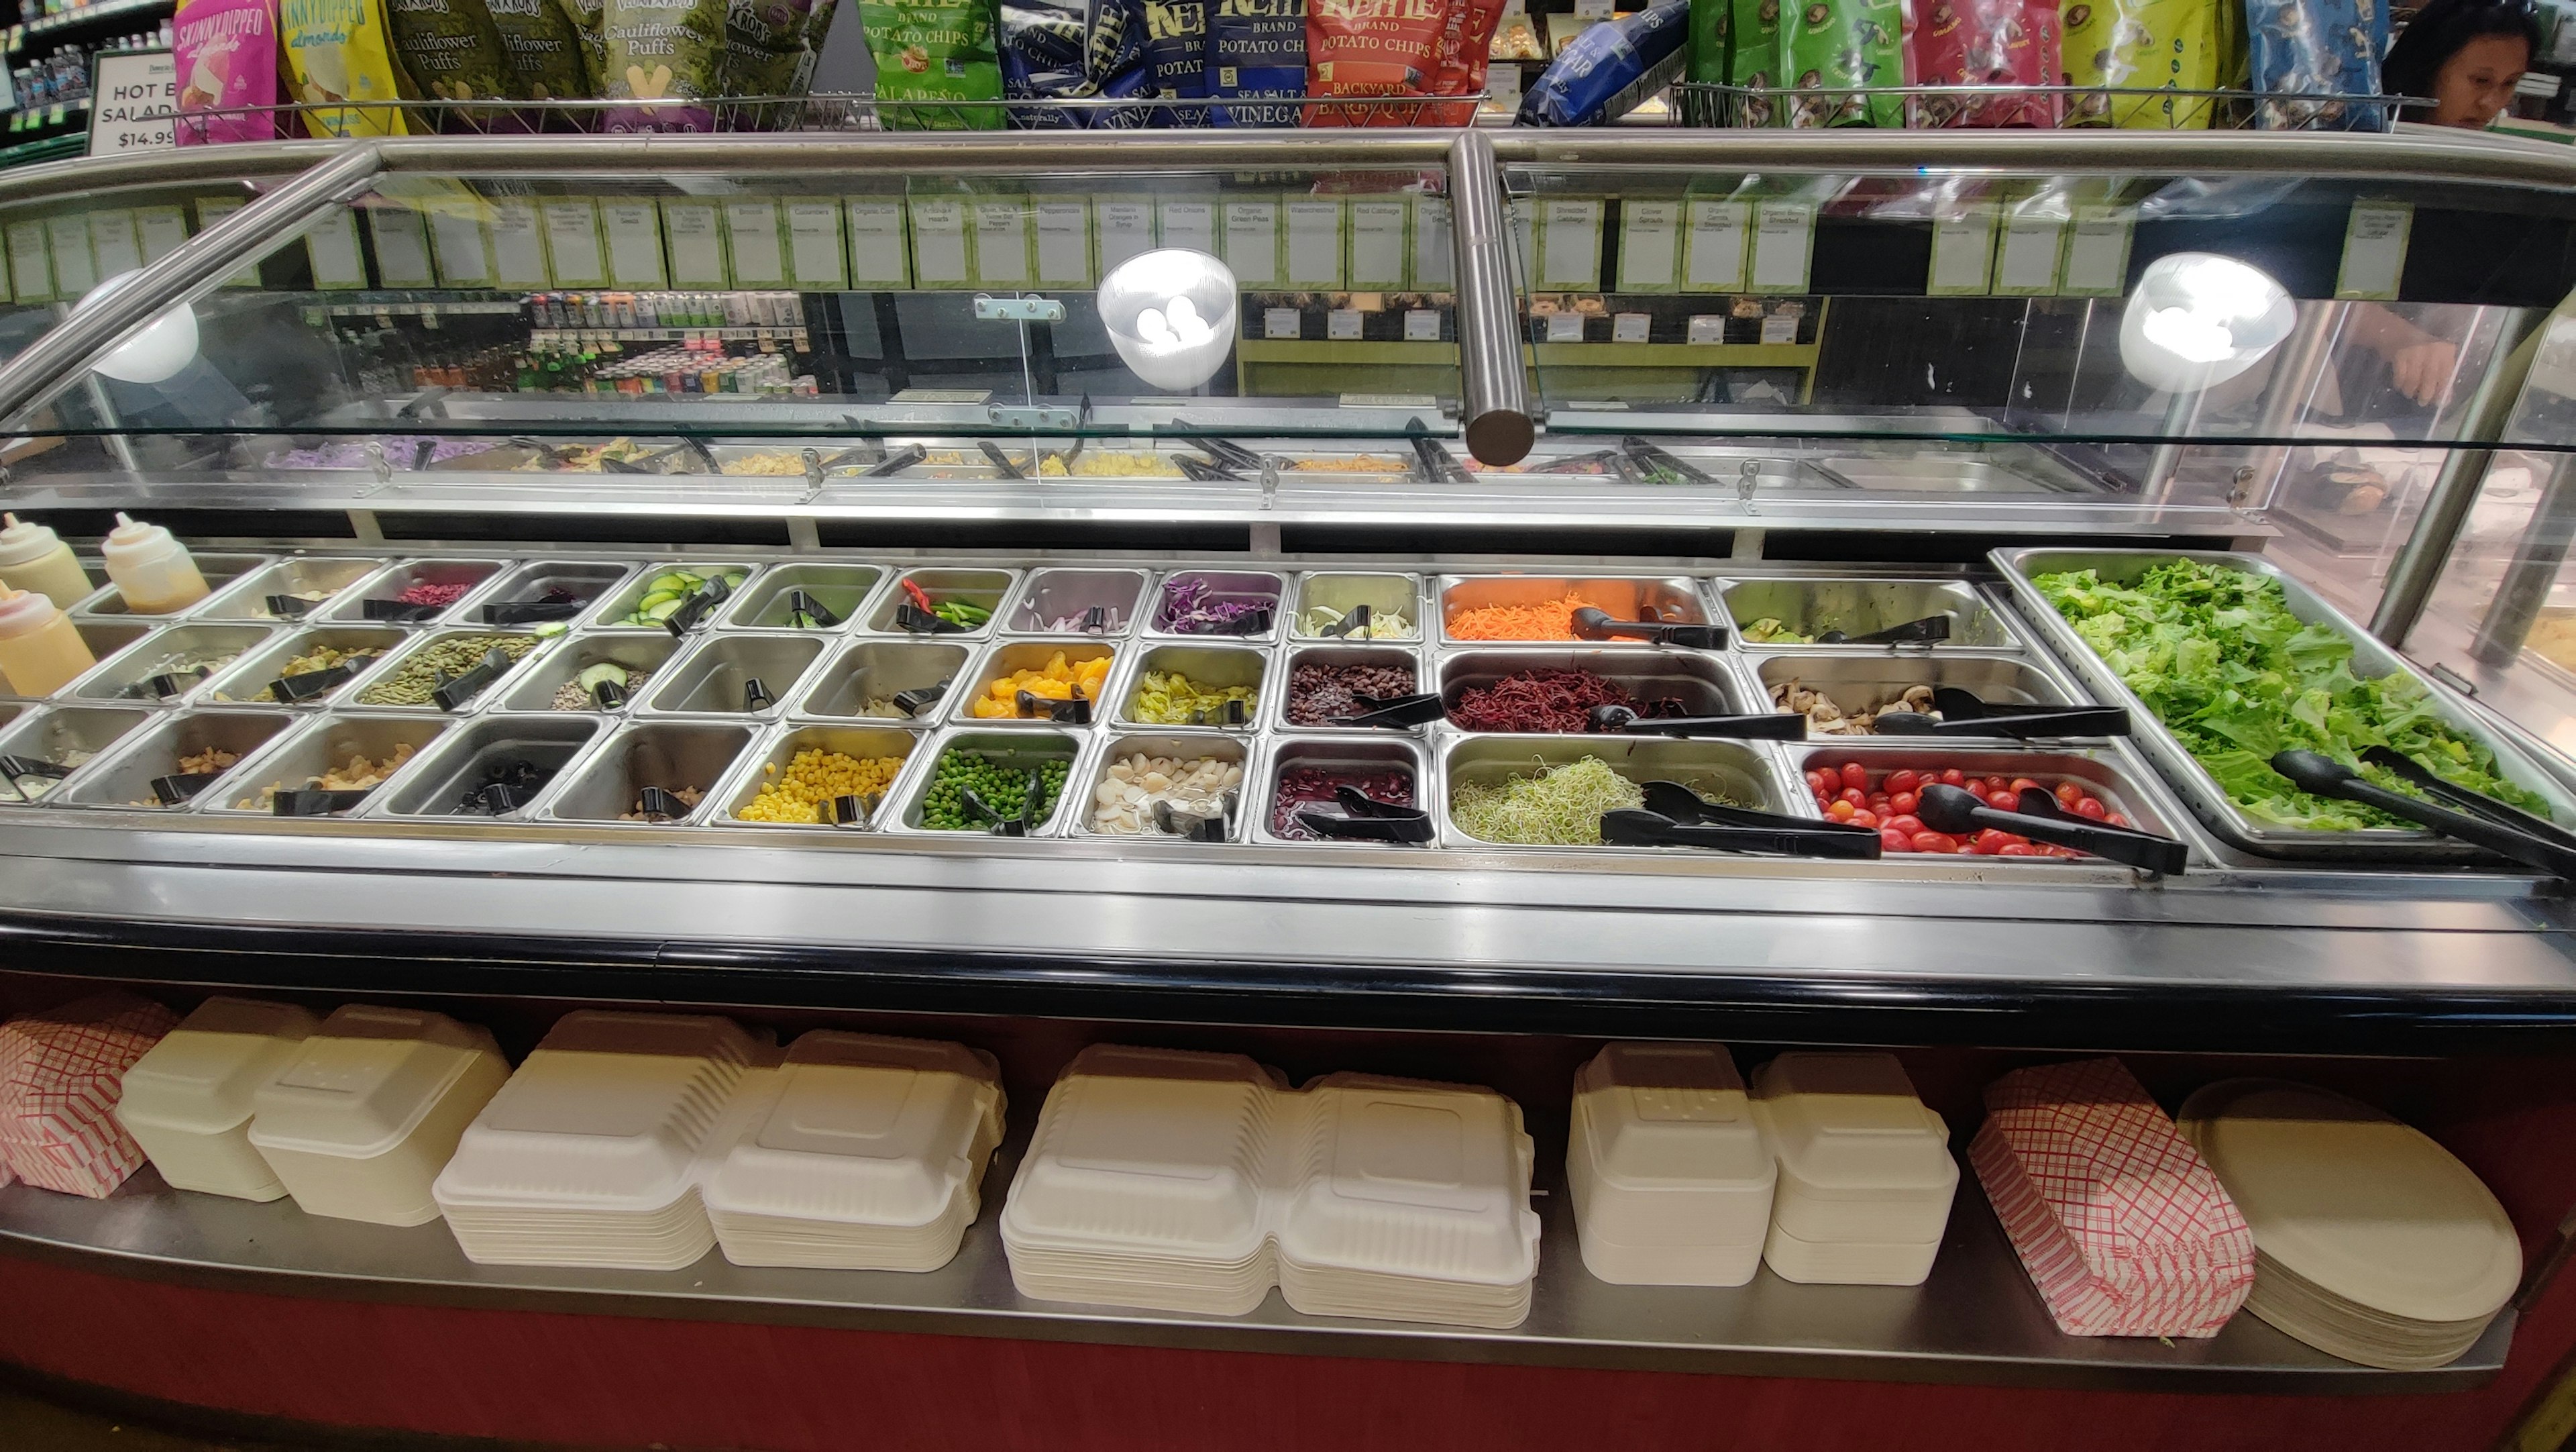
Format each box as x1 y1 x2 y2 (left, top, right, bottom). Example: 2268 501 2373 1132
115 997 319 1201
1566 1043 1776 1287
248 1005 509 1227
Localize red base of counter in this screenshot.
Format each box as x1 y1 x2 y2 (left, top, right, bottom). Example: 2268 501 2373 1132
0 1251 2567 1452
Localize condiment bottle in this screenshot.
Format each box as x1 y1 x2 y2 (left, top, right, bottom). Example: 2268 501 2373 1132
0 513 92 609
99 512 207 614
0 586 95 696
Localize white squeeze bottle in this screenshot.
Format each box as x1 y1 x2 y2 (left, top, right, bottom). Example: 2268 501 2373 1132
0 587 95 696
0 513 93 609
100 512 208 613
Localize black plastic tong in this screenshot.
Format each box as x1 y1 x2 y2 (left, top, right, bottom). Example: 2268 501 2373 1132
1587 703 1807 740
1570 607 1725 650
1601 780 1882 858
1915 783 2189 874
1872 687 2129 739
432 647 515 713
1016 687 1092 724
2271 749 2576 880
1332 692 1446 729
1817 615 1953 646
1295 784 1434 843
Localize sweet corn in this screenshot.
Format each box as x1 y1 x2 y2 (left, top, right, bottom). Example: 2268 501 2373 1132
735 747 907 823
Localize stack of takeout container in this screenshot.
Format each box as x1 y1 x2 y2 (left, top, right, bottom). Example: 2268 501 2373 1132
1972 1057 2255 1338
433 1010 761 1269
1749 1051 1959 1286
1002 1045 1540 1328
2180 1080 2522 1369
115 997 319 1201
250 1004 511 1227
1564 1043 1776 1286
703 1030 1006 1272
0 992 178 1197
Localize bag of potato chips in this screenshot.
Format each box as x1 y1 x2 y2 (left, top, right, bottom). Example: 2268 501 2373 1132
859 0 1006 127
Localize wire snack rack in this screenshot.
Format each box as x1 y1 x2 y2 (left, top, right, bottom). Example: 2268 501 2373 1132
1668 81 2428 131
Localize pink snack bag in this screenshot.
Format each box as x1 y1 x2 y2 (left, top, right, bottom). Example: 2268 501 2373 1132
174 0 281 145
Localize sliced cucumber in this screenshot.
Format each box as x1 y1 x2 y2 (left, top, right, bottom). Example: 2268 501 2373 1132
635 589 682 612
642 597 686 623
645 572 694 594
576 662 629 691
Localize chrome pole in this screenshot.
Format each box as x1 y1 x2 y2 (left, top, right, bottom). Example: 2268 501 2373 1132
2369 307 2551 645
1444 129 1534 466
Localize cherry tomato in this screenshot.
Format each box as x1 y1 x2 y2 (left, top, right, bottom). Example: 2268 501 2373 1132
1827 800 1857 821
1886 769 1921 795
1840 762 1869 791
2055 782 2084 809
1849 809 1879 829
2074 796 2108 820
1879 827 1913 853
1888 790 1918 815
1884 815 1925 837
1981 776 2008 795
1939 768 1966 787
2107 812 2133 828
1839 786 1868 807
1911 831 1959 853
1868 793 1891 809
2009 778 2041 794
1987 790 2019 811
1806 770 1831 792
1997 843 2039 857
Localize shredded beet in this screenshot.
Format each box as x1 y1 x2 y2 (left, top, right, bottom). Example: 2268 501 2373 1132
1448 668 1685 733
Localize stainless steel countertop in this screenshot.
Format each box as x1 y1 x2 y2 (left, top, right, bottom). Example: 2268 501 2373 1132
0 1144 2510 1392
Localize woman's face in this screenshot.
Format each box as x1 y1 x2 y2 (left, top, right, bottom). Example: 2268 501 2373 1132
2432 34 2529 128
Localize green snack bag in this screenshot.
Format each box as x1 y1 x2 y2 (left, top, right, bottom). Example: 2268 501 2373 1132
600 0 729 129
1778 0 1902 126
489 0 592 97
1685 0 1729 121
2062 0 2223 127
1726 0 1776 121
553 0 608 91
722 0 841 115
385 0 514 106
859 0 1004 129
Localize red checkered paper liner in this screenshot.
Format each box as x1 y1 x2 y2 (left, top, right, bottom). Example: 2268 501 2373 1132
0 993 176 1198
1972 1058 2254 1338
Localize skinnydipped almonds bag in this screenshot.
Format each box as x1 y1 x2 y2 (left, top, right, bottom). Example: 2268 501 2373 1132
282 0 413 134
1778 0 1904 125
175 0 282 143
861 0 1005 127
1726 0 1778 120
2243 0 2387 130
2061 0 2222 127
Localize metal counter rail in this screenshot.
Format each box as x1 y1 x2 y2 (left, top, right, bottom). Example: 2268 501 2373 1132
0 1147 2511 1392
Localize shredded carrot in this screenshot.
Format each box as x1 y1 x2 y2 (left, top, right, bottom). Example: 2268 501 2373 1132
1446 591 1609 641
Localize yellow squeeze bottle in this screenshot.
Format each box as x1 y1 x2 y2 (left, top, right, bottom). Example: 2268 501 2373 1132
0 586 96 696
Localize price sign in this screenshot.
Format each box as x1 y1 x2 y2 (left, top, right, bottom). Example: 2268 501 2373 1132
87 48 175 156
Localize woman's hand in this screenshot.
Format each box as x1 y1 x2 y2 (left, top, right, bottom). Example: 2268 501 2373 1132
2388 338 2460 407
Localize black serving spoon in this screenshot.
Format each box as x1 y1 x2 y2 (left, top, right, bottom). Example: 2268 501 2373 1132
1333 692 1446 729
2270 749 2576 880
1916 783 2188 874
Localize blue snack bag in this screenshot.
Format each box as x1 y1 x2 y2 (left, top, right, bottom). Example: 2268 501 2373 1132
1211 0 1307 125
1143 0 1211 122
1517 0 1692 126
1002 0 1147 123
2243 0 2389 130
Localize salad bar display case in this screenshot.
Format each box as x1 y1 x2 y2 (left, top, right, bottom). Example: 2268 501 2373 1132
0 126 2574 1451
